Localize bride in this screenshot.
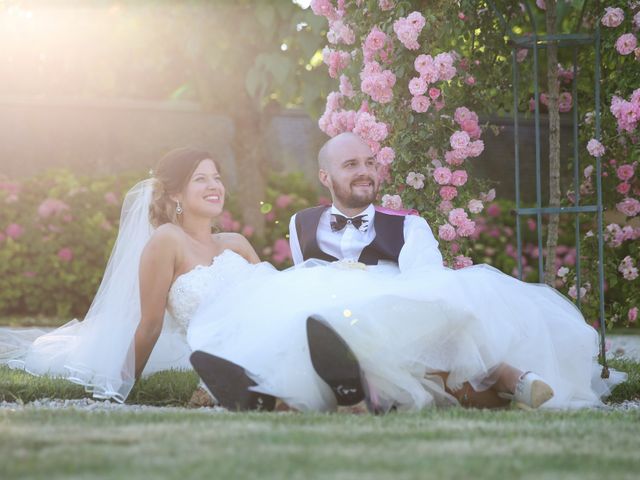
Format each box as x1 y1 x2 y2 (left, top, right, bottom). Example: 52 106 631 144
0 147 625 409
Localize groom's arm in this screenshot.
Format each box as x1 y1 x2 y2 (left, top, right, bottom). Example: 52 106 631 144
288 214 304 265
398 215 444 273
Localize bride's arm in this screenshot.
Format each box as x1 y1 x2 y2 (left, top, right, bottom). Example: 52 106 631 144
134 227 178 378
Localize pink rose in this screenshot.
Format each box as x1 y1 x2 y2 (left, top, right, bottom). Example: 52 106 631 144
451 170 468 187
57 247 73 262
461 119 481 139
466 140 485 158
414 54 434 77
487 203 501 217
328 20 355 45
516 49 528 63
104 192 119 205
276 194 293 209
617 183 631 195
364 26 387 53
37 198 70 219
339 75 355 98
601 7 624 28
241 225 255 238
322 47 351 78
450 131 470 150
448 208 469 227
393 12 425 50
439 186 458 201
617 197 640 217
433 167 452 185
272 238 292 264
616 164 635 181
480 188 496 202
465 76 476 86
586 139 605 157
558 92 573 113
378 0 394 11
438 223 457 241
629 307 638 324
454 107 478 126
376 147 395 165
408 77 427 96
438 200 454 214
444 149 467 166
411 95 431 113
536 0 545 10
381 194 403 210
456 220 476 237
453 255 473 269
602 7 624 28
428 87 441 100
616 33 637 56
6 223 24 239
310 0 338 20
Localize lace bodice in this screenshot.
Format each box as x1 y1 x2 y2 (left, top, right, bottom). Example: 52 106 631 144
166 249 253 333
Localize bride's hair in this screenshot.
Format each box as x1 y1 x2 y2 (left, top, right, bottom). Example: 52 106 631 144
149 147 220 228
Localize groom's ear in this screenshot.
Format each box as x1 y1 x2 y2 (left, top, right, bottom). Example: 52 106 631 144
318 169 331 189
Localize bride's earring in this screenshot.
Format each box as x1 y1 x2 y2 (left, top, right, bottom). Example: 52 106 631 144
176 200 183 215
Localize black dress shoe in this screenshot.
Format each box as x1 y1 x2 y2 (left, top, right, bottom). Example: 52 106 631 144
189 351 276 412
306 315 365 406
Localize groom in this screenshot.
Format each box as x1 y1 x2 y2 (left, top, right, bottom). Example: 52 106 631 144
290 132 443 413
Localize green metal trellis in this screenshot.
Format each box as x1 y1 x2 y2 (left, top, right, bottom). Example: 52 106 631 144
486 0 609 377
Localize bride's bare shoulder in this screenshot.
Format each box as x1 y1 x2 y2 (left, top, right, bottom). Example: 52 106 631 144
144 223 183 257
214 232 260 263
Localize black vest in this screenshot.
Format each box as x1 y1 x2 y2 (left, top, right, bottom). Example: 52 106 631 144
294 206 405 266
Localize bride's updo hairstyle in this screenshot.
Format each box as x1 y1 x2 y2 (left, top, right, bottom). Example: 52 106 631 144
149 147 220 228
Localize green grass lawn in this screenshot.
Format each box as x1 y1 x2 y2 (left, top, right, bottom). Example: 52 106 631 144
2 358 639 406
2 407 639 480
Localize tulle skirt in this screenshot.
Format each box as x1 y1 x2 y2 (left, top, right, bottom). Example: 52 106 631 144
0 317 191 402
188 262 626 412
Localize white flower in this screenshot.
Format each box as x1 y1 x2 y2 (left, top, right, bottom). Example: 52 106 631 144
557 267 569 277
381 194 402 210
586 139 605 157
468 199 484 214
406 172 426 189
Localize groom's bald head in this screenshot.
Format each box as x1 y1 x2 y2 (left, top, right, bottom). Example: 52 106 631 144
318 132 372 171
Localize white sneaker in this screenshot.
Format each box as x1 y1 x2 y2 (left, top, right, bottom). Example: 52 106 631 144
499 372 554 410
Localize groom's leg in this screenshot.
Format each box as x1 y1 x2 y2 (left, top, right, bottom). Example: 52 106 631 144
306 315 386 413
190 351 276 411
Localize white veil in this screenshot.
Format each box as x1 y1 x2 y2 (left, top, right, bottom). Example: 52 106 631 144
1 179 190 403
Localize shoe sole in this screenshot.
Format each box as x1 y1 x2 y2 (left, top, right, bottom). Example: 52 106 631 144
306 316 365 406
189 351 276 412
513 380 555 410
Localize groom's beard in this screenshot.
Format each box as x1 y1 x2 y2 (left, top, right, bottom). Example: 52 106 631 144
332 175 378 210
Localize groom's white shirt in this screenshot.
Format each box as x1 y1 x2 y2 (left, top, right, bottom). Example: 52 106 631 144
288 204 444 273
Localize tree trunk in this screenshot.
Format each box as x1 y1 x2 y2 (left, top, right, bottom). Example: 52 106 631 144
231 104 268 236
544 0 561 286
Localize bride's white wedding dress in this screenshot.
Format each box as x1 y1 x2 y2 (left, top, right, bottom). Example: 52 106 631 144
181 249 625 411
